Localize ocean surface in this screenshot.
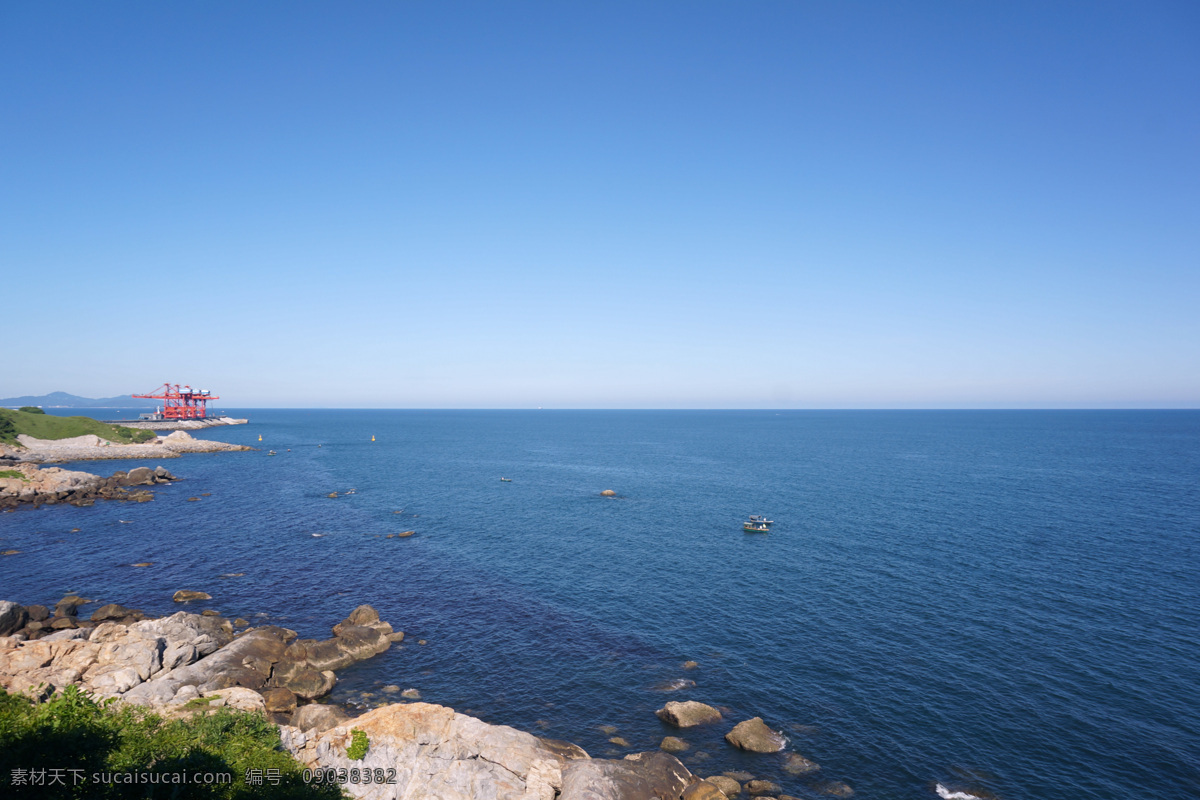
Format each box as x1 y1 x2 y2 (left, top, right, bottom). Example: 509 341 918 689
3 410 1198 799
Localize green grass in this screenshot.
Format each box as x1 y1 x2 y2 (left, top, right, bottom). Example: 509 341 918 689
0 408 156 446
346 729 369 761
0 686 344 799
0 470 26 480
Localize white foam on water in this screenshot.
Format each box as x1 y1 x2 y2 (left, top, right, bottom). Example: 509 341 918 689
936 785 984 800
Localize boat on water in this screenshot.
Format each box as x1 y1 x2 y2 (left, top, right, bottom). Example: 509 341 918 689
500 477 512 482
744 514 773 533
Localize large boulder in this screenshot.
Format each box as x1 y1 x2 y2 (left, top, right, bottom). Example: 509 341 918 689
262 687 298 713
54 595 90 618
560 750 691 800
90 603 133 622
124 467 155 486
281 668 336 700
0 601 28 635
172 590 211 602
683 781 729 800
123 628 287 707
657 700 723 728
282 703 594 799
331 604 379 635
290 703 350 733
725 717 787 753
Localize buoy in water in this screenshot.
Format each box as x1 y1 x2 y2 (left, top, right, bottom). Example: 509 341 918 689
258 434 262 441
371 435 376 442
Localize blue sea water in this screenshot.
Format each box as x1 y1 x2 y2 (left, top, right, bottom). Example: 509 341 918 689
2 410 1198 800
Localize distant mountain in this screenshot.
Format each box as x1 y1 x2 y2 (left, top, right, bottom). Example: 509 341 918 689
0 391 159 408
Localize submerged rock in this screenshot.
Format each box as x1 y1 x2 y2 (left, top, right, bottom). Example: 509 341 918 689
782 751 820 775
746 778 782 795
661 736 690 753
172 590 211 602
815 780 854 796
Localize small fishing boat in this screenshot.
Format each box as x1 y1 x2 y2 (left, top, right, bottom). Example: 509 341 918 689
500 477 512 482
744 514 773 533
267 450 277 456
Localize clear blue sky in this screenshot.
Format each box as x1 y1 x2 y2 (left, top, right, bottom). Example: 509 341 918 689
2 2 1197 408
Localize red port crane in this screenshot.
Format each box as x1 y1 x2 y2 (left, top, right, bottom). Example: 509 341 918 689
132 384 220 420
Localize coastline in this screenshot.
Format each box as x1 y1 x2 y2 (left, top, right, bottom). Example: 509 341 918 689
0 598 825 799
1 429 252 464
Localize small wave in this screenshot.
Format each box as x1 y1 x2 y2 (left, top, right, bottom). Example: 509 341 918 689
936 784 986 800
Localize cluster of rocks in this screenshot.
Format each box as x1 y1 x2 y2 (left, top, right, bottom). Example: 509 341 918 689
0 599 402 733
653 700 852 799
281 701 729 800
0 463 177 509
5 430 252 464
0 596 852 800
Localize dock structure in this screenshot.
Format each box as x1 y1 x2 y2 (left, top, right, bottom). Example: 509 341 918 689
132 383 220 420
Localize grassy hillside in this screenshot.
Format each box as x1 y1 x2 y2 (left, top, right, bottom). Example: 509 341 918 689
0 408 156 446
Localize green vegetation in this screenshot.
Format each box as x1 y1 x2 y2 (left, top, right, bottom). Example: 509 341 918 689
0 470 26 480
18 406 45 414
0 686 343 799
0 408 156 446
346 729 369 761
184 695 217 709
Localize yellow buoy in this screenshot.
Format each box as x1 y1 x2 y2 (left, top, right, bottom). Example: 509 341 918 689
371 435 376 442
258 434 262 442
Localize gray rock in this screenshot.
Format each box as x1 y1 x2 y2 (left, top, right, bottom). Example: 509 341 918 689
39 628 90 642
25 605 49 622
291 703 350 732
657 700 723 728
125 467 155 486
746 779 782 795
0 601 29 635
281 668 336 700
725 717 787 753
284 703 593 800
560 750 692 800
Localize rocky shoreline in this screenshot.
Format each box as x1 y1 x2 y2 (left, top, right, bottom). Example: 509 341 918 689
0 463 178 510
1 429 252 464
0 598 848 800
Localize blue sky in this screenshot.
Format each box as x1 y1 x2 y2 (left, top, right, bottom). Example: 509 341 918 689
2 2 1197 408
